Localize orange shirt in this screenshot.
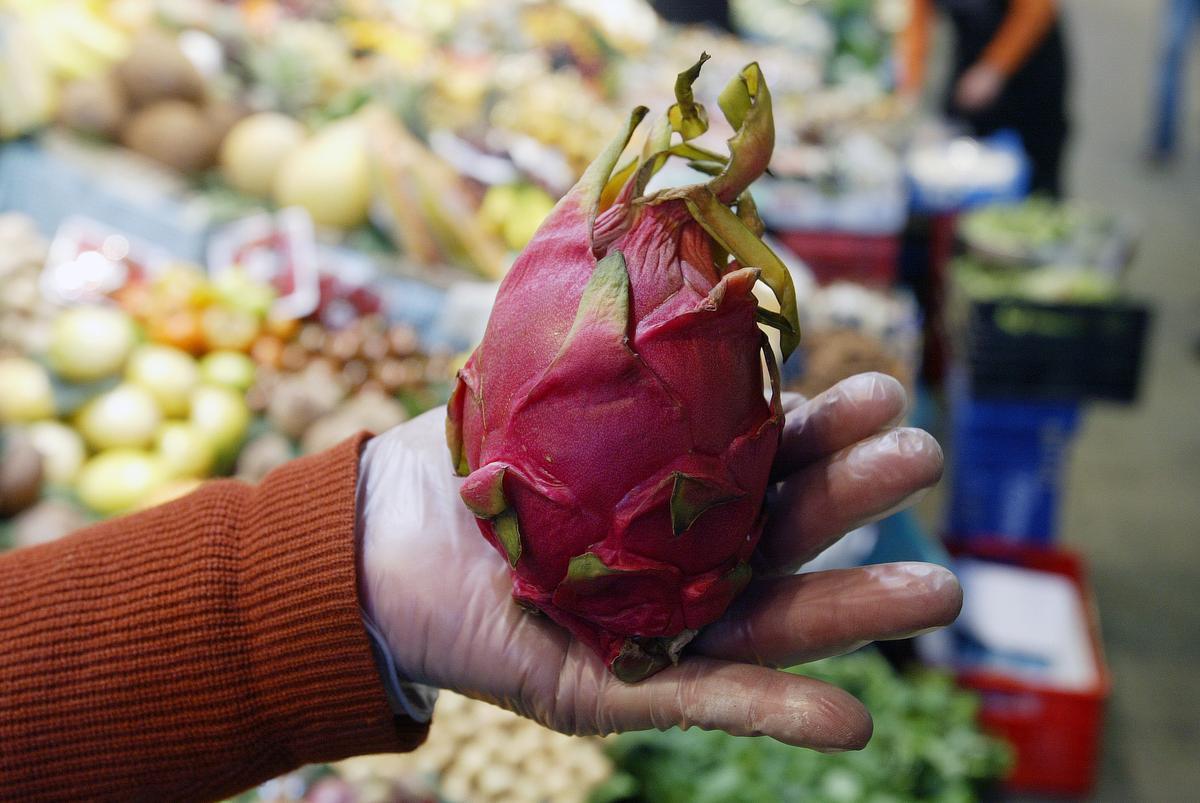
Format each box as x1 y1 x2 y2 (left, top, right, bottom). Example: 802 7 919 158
901 0 1059 93
0 435 427 801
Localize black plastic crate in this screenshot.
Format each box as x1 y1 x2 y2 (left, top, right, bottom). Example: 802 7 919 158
961 299 1152 403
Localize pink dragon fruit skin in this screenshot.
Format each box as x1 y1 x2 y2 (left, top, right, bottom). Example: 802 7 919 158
447 57 800 681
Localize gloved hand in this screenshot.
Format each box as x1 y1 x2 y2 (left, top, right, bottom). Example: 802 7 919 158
359 372 957 752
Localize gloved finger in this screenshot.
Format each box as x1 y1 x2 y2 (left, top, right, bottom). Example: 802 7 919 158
596 656 872 751
692 563 962 666
759 427 943 574
772 373 908 481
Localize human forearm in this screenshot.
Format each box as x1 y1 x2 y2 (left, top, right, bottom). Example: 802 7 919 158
980 0 1057 76
899 0 933 95
0 436 424 802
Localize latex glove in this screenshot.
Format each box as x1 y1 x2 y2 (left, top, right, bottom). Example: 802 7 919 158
360 372 957 752
954 63 1006 113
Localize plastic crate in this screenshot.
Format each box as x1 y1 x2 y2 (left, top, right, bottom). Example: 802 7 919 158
948 462 1063 544
960 298 1152 403
773 229 900 288
946 388 1080 543
940 540 1110 798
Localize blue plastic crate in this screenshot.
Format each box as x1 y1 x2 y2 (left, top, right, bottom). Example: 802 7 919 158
948 461 1061 543
946 388 1081 543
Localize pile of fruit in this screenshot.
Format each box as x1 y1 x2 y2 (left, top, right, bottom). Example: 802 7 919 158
0 1 131 138
0 292 259 523
0 215 459 546
229 692 613 803
243 314 452 473
335 693 612 803
3 0 913 286
0 2 623 273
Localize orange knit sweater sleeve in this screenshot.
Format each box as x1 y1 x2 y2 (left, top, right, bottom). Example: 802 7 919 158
0 435 427 802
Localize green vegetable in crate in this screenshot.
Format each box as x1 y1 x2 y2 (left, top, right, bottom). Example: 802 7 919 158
598 651 1013 803
953 258 1119 304
960 198 1116 266
1019 266 1119 304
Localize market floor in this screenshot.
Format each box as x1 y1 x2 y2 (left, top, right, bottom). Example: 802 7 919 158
1017 1 1200 800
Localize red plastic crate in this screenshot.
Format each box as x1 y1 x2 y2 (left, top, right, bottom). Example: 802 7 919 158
945 539 1111 797
774 229 900 287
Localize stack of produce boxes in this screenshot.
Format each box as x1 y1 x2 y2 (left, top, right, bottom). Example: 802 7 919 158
926 197 1148 797
945 198 1149 544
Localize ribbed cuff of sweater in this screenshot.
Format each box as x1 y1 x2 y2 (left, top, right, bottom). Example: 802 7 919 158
239 433 430 764
0 434 426 802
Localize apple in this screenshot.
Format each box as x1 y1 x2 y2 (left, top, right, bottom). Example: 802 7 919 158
0 356 55 423
48 306 138 382
273 117 371 230
76 449 167 515
126 344 199 417
198 350 257 392
220 112 307 198
212 269 275 318
156 421 215 478
26 420 87 484
189 384 250 457
77 383 163 450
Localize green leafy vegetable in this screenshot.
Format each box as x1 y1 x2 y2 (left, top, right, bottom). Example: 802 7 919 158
595 651 1012 803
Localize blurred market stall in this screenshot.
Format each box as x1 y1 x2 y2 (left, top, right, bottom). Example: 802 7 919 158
0 0 1154 800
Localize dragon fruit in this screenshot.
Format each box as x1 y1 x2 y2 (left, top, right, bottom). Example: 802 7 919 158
447 56 800 682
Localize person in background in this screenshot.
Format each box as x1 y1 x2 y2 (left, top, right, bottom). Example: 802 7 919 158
648 0 733 31
901 0 1070 196
1148 0 1200 164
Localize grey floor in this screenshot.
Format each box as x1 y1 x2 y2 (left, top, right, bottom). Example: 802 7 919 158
1022 1 1200 799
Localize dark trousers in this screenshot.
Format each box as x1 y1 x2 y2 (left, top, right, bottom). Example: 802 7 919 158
1151 0 1200 155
